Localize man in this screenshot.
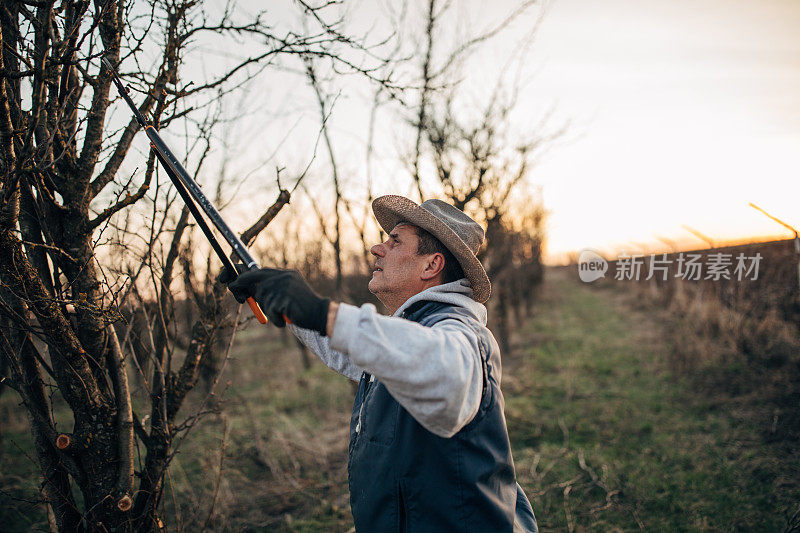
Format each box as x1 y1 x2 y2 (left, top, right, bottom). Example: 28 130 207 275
224 195 538 532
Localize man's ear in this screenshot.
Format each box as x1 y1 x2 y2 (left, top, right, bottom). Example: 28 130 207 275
420 253 446 281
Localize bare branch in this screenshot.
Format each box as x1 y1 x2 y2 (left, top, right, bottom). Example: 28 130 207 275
88 156 153 229
240 189 291 247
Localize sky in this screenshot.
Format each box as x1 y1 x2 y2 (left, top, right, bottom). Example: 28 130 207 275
122 0 800 266
515 0 800 262
309 0 800 263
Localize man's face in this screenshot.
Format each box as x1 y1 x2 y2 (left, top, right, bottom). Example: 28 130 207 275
368 224 430 310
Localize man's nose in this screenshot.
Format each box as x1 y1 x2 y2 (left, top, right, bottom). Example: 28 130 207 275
370 243 384 257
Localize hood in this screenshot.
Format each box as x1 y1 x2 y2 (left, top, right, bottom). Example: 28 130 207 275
393 279 487 325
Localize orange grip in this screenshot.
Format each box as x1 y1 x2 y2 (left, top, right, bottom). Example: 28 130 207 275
246 297 268 324
245 297 292 325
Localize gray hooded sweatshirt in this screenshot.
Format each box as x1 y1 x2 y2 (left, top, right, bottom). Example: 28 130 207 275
288 279 488 438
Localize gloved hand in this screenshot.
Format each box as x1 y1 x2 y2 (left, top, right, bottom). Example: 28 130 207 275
226 268 330 335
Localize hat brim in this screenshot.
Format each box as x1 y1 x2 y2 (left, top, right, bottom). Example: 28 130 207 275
372 195 491 303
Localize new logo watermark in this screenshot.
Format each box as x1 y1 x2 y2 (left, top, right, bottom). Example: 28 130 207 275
578 249 762 283
578 249 608 282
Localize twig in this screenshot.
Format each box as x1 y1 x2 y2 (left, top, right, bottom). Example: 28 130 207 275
563 484 574 533
784 503 800 533
202 415 230 530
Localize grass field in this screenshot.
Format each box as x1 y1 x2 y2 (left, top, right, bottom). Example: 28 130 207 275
1 267 798 531
508 267 798 531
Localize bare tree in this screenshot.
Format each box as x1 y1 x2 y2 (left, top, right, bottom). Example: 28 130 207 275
303 56 346 297
398 0 558 350
402 0 540 200
0 1 395 530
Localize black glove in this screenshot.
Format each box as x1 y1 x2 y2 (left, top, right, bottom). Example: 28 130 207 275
226 268 330 335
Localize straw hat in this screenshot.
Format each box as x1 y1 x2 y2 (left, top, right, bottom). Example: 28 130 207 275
372 195 491 303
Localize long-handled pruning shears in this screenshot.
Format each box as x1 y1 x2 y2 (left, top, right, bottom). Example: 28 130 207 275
102 57 269 323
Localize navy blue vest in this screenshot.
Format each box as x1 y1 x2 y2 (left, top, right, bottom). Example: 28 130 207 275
347 301 538 532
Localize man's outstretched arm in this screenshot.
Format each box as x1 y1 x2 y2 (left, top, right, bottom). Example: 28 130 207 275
224 270 362 381
224 269 483 436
